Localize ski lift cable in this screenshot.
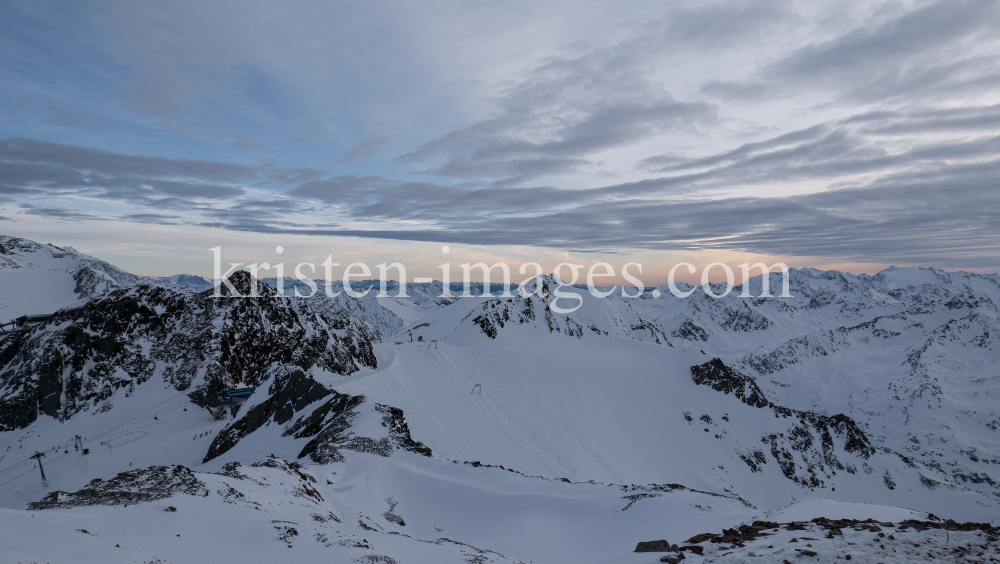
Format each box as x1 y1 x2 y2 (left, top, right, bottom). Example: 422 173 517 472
0 445 78 488
0 404 199 487
0 466 40 488
0 390 190 478
70 389 191 439
0 404 201 487
109 408 202 435
81 391 194 445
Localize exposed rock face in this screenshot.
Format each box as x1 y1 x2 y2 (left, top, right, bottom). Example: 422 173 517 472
204 362 432 463
0 271 377 431
249 456 325 504
463 274 672 345
717 303 774 332
0 236 44 268
743 330 850 375
672 319 710 342
674 517 1000 561
72 260 140 300
634 539 673 552
692 358 876 487
28 465 207 509
203 364 336 461
287 396 433 464
691 358 769 408
762 408 876 487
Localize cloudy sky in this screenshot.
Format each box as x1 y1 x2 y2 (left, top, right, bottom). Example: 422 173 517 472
1 0 998 280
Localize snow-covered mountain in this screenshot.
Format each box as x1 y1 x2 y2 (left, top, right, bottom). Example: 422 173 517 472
0 233 447 339
2 235 999 563
141 273 214 292
0 235 138 320
350 272 1000 519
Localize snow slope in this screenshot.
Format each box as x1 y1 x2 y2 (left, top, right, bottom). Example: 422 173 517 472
0 235 138 320
1 239 999 563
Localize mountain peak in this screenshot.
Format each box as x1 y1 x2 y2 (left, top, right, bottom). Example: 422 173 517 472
516 272 572 298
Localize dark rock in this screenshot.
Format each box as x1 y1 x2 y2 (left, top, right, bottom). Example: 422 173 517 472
204 365 333 462
685 533 719 543
0 272 378 431
671 319 710 342
29 465 206 509
286 395 432 464
690 358 769 408
635 539 672 552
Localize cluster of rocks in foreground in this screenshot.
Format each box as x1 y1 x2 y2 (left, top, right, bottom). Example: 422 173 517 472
636 516 1000 563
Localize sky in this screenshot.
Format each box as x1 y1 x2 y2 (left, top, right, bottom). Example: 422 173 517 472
1 0 998 283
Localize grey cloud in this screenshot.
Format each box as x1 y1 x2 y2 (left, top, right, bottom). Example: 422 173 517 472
641 0 793 52
0 106 124 135
336 133 389 164
6 92 1000 269
119 213 183 225
844 104 1000 135
259 108 1000 267
196 198 323 228
703 0 1000 104
395 0 800 187
0 137 256 183
205 169 1000 266
291 175 610 222
19 205 107 222
637 107 1000 190
771 1 993 80
640 125 830 172
397 30 717 185
0 137 325 206
260 165 327 185
281 103 1000 255
460 170 1000 266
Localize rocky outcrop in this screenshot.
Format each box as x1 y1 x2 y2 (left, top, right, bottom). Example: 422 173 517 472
288 396 433 464
28 465 207 509
691 358 876 487
204 362 432 464
691 358 769 408
672 319 710 342
203 365 335 461
0 271 377 431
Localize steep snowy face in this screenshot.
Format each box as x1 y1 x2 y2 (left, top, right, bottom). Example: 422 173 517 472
0 235 139 319
0 271 377 431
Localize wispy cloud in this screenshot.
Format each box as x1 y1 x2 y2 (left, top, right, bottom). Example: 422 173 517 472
396 43 716 186
336 133 389 164
703 0 1000 104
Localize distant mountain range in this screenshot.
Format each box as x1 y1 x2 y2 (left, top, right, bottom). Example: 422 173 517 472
1 233 999 563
